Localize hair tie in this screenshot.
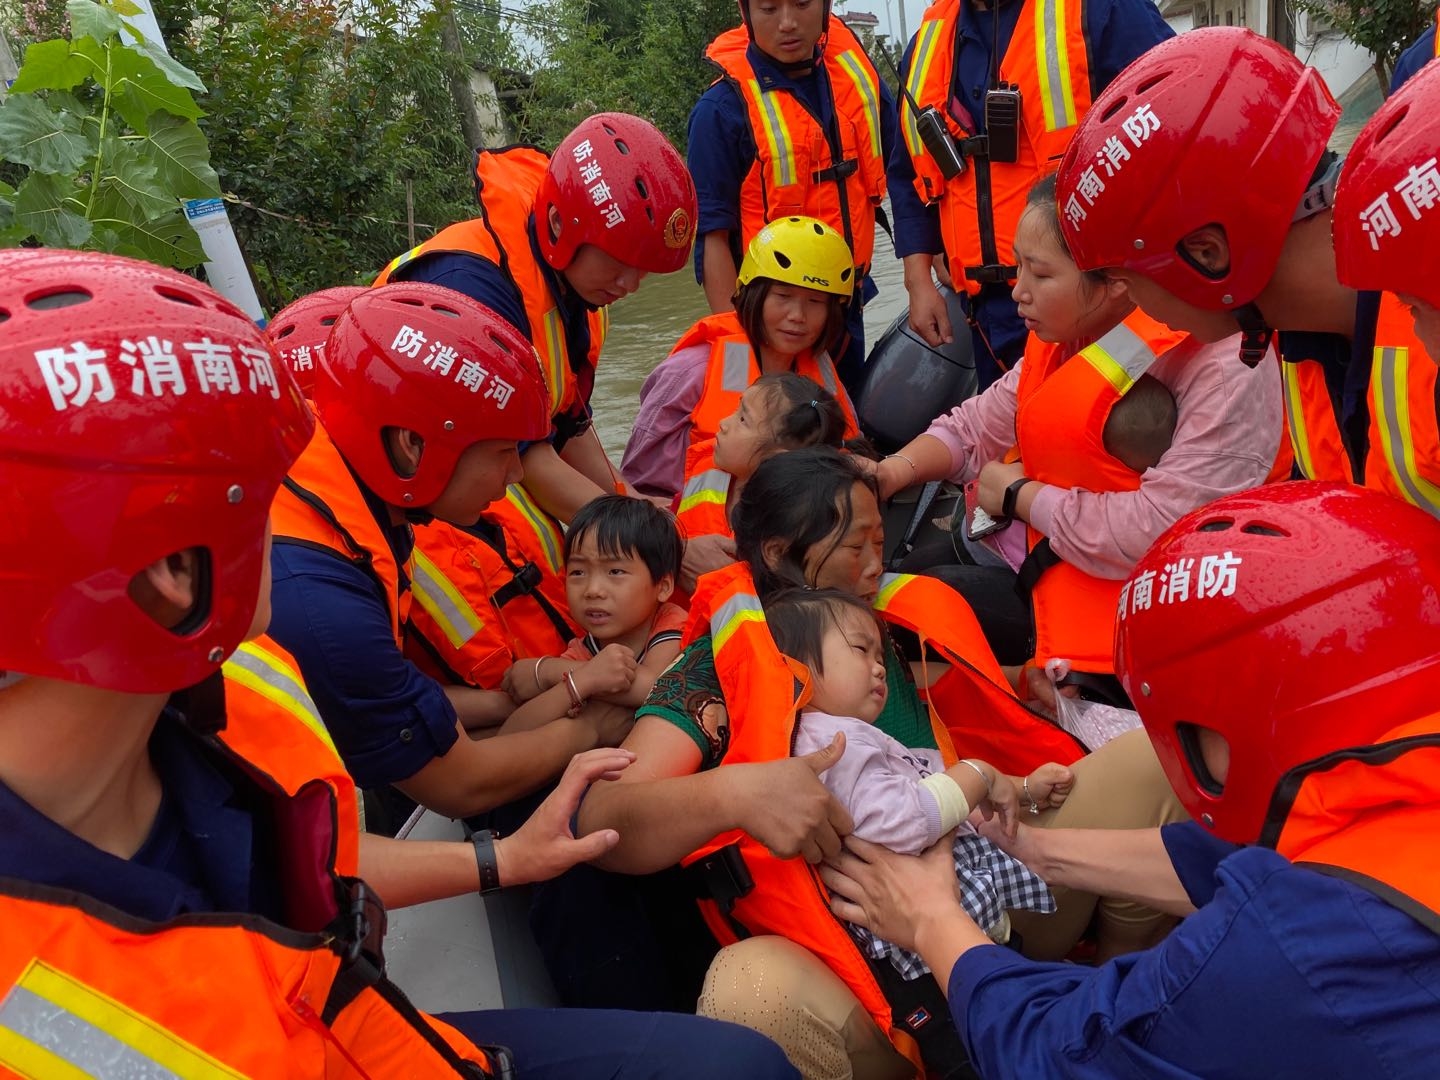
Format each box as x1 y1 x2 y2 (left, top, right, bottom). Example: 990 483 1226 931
808 399 820 410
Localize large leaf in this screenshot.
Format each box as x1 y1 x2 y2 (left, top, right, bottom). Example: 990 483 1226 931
0 95 92 175
89 187 203 267
9 39 95 94
106 138 177 220
131 38 207 94
108 43 204 133
143 113 220 200
68 0 125 45
14 171 92 247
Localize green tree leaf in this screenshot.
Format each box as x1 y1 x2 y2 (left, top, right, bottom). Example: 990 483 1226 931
109 43 205 134
0 94 93 175
131 37 207 93
107 138 178 219
9 39 96 94
14 170 93 246
68 0 126 45
90 189 204 266
143 113 221 199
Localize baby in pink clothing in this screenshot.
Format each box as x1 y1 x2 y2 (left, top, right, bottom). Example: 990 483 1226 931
770 590 1070 970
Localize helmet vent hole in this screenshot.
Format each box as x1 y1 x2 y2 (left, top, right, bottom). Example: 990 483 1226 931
395 297 424 308
1373 106 1408 145
1241 523 1287 537
841 267 852 283
635 177 649 200
275 324 296 340
1135 72 1171 94
613 137 631 155
774 252 793 270
321 315 338 326
487 330 515 355
811 222 824 235
1098 96 1129 123
432 303 461 319
0 308 9 324
26 288 92 311
154 285 202 307
1196 518 1233 532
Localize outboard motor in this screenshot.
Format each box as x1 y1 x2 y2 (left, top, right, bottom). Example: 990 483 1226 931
854 284 975 454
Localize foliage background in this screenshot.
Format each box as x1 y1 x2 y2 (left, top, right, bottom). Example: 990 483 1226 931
1292 0 1430 92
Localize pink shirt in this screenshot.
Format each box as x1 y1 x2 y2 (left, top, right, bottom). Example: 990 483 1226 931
923 334 1285 580
793 709 948 856
620 345 709 499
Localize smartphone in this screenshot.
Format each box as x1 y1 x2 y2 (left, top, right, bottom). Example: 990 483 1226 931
963 479 1009 541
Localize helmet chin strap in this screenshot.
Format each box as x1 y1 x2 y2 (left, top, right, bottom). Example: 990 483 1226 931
1229 301 1273 369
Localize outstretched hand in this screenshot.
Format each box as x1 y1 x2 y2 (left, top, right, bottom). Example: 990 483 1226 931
495 747 635 886
820 832 964 953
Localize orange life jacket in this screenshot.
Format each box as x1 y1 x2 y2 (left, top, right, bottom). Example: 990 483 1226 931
1363 292 1440 518
902 0 1092 293
679 565 1081 1068
676 438 735 543
375 146 610 422
1270 711 1440 933
221 634 363 877
1280 342 1355 482
0 683 501 1077
1015 313 1186 673
678 310 859 448
407 486 574 690
704 18 887 274
270 420 413 644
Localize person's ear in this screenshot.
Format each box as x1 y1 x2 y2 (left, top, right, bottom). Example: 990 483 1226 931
760 536 787 573
655 573 676 604
1179 224 1231 278
547 203 564 246
385 427 424 478
130 549 203 628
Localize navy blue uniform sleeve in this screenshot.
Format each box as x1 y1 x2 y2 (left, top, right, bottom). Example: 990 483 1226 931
396 251 529 337
1088 0 1175 88
1160 820 1240 908
1391 26 1436 92
887 36 944 259
266 542 460 789
689 81 753 283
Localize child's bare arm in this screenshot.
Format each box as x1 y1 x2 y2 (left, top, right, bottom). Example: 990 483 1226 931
598 637 681 707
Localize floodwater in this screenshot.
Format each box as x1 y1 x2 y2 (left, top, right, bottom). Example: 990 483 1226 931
590 212 909 459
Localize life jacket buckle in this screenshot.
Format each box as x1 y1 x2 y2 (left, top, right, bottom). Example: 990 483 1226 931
962 263 1019 286
338 877 388 968
812 157 860 183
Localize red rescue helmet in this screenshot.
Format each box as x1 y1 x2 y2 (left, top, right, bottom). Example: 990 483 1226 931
1115 482 1440 846
0 249 314 694
1057 28 1339 313
267 285 367 397
535 113 697 275
314 282 550 509
1334 60 1440 312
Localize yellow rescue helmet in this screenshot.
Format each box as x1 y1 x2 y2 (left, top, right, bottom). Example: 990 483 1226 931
736 216 855 299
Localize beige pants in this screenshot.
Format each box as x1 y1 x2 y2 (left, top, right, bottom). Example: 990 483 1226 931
697 728 1187 1077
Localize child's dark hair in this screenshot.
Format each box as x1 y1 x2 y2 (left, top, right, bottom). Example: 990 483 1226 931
1103 373 1178 473
733 447 877 598
734 278 848 360
564 494 682 583
747 373 847 455
766 588 877 676
1024 172 1108 290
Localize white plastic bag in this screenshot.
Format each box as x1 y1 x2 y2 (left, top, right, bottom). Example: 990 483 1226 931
1044 658 1143 751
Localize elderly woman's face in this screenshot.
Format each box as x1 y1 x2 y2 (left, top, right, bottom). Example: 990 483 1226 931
803 482 885 601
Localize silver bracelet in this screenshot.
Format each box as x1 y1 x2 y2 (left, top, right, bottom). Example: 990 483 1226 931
1023 775 1041 815
957 758 992 796
883 452 919 481
533 656 548 692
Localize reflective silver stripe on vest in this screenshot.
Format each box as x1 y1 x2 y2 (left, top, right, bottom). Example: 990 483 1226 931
1376 346 1440 514
682 469 731 503
755 86 795 187
225 645 325 731
411 551 481 646
815 353 840 395
721 341 753 394
711 591 765 639
1037 0 1072 129
1094 321 1161 383
0 984 182 1079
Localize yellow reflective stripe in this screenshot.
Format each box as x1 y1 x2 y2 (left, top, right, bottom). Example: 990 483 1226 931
1078 344 1134 395
873 573 912 610
0 960 245 1079
595 303 611 344
1281 363 1317 480
410 547 484 649
380 244 424 282
223 642 336 756
679 470 731 514
507 483 564 573
1375 345 1440 514
712 591 766 654
540 308 567 408
748 78 796 188
835 50 883 160
903 21 944 158
1035 0 1078 131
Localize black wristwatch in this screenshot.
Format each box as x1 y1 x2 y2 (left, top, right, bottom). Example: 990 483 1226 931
1002 476 1034 520
471 829 503 894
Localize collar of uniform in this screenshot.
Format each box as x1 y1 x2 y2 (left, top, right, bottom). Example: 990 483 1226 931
348 458 417 579
745 40 823 93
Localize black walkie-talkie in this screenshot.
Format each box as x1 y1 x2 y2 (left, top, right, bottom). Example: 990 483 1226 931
880 49 966 179
985 81 1022 164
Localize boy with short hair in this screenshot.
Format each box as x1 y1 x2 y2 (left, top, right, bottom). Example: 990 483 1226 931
1103 374 1179 474
506 496 687 715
